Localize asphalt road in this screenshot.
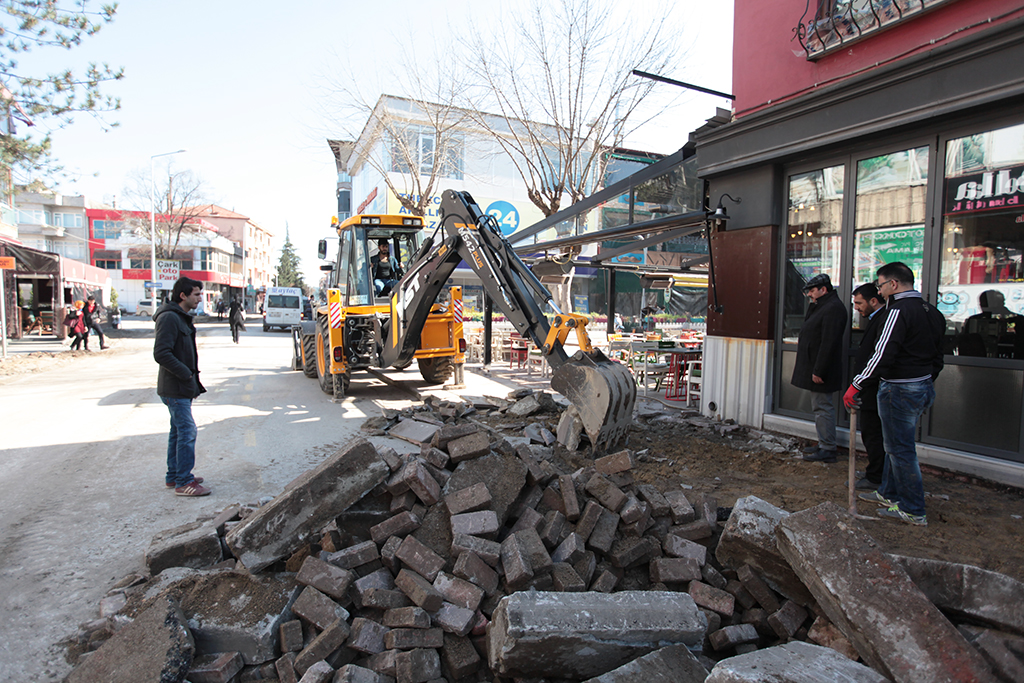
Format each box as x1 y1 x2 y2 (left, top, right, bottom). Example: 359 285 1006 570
0 321 514 682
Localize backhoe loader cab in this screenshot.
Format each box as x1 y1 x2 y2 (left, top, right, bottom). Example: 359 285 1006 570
295 214 465 399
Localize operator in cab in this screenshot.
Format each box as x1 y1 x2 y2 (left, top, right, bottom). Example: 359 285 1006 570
370 239 402 296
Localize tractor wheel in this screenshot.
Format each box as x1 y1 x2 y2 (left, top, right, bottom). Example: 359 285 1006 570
393 359 414 371
302 333 318 378
291 329 302 371
418 355 454 384
316 318 334 395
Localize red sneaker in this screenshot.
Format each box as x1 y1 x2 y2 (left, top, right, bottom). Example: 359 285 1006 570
174 481 211 497
166 476 203 488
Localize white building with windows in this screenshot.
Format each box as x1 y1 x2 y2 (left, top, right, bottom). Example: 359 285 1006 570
13 190 98 262
188 204 275 307
339 95 593 311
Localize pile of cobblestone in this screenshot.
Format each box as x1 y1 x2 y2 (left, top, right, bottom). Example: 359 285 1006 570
64 391 1024 683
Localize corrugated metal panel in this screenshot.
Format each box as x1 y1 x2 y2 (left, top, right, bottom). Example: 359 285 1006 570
701 335 773 429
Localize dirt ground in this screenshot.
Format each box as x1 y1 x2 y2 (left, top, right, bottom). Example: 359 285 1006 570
475 399 1024 584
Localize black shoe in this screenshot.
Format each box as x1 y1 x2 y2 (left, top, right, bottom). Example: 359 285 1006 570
803 448 838 463
846 477 880 490
802 445 820 454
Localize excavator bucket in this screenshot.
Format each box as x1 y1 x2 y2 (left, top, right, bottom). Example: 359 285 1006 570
550 349 636 452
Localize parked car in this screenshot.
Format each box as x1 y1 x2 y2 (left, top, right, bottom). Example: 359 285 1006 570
136 300 155 317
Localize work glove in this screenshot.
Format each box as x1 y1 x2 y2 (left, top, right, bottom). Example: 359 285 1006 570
843 384 861 411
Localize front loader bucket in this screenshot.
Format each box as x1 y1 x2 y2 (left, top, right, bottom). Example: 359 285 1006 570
550 349 636 453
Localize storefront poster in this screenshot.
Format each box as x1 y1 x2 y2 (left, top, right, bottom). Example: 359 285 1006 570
854 226 924 284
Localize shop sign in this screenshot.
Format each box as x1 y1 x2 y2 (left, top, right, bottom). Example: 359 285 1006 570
0 256 15 269
156 259 180 282
855 226 924 284
946 164 1024 215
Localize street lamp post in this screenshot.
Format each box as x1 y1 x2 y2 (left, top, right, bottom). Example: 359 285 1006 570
150 149 187 315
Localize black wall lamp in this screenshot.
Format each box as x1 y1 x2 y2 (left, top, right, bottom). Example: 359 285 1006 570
708 193 741 227
704 194 740 314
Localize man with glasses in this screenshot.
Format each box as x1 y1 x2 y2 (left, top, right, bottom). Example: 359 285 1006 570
792 273 847 463
844 262 945 526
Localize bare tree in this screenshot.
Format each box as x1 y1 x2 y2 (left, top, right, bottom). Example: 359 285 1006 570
120 166 214 260
464 0 684 217
318 42 473 217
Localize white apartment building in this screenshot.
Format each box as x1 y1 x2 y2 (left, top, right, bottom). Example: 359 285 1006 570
189 204 275 306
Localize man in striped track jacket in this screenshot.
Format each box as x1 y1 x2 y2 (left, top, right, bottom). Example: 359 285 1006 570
844 261 945 526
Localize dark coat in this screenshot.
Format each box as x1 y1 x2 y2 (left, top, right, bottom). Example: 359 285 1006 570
853 307 888 385
153 301 206 399
229 301 246 331
791 289 847 392
82 301 102 326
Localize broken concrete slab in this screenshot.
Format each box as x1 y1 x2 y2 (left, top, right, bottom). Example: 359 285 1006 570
389 417 442 446
225 440 389 573
487 591 707 679
891 554 1024 637
958 624 1024 682
145 519 222 575
556 405 584 451
705 641 887 682
180 570 300 665
582 643 707 683
716 495 814 606
65 596 195 683
777 502 998 683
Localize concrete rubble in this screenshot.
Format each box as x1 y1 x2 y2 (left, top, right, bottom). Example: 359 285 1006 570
63 392 1023 682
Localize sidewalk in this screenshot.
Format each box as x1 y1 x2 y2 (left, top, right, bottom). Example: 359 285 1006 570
1 317 157 357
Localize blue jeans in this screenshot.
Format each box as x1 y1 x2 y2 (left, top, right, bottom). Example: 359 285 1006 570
162 396 197 487
877 379 935 517
374 278 398 296
810 391 837 451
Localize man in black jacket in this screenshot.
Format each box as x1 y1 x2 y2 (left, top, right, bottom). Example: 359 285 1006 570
792 273 847 463
846 262 945 526
851 282 887 490
82 295 107 350
154 277 210 497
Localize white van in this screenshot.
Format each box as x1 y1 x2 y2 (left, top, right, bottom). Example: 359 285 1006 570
263 286 303 331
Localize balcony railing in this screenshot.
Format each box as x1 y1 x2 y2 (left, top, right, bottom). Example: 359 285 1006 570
795 0 957 59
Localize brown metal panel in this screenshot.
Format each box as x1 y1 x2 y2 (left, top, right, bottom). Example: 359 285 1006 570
706 225 778 340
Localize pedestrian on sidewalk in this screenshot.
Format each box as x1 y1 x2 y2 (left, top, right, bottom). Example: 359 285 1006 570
64 301 89 351
792 272 847 463
82 295 108 349
228 297 245 344
850 282 887 490
154 276 210 497
846 262 945 526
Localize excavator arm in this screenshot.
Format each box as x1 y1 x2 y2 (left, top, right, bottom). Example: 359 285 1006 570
381 189 636 451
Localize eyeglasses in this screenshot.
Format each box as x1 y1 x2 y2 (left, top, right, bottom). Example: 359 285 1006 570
876 279 894 289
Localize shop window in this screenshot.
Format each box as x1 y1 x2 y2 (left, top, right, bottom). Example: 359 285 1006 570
851 146 929 336
95 260 119 269
781 165 845 343
939 121 1024 359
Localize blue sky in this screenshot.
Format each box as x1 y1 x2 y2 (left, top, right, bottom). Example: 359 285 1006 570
26 0 733 283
